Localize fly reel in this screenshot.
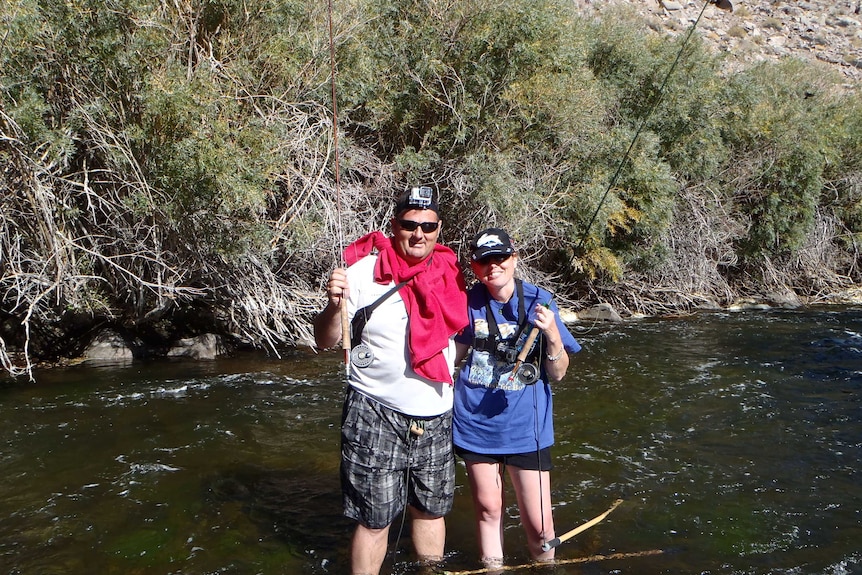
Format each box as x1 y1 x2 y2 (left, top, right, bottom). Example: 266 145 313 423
516 362 540 385
350 343 374 368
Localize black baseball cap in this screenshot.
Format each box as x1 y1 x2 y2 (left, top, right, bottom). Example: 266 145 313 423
394 186 440 216
470 228 515 261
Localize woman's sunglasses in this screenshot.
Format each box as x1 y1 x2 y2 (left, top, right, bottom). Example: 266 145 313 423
397 219 440 233
475 254 511 266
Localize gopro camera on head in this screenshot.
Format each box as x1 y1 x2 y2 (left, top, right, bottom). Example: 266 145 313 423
409 186 433 208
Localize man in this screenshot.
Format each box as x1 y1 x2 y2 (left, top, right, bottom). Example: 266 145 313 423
314 186 467 575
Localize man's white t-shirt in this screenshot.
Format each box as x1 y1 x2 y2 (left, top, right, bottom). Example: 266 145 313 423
346 254 455 417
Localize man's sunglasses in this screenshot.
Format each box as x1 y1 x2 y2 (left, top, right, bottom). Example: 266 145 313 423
475 254 511 266
398 219 440 233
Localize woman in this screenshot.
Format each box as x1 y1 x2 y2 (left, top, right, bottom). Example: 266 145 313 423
454 228 581 569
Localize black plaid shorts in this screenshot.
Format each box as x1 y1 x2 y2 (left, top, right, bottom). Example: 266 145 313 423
340 387 455 529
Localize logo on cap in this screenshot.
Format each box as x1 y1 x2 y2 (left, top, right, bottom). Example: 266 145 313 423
477 233 506 248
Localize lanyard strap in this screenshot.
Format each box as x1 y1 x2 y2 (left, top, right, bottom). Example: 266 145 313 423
481 279 528 347
350 279 410 349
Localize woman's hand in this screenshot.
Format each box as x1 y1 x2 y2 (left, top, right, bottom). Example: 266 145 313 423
533 303 558 335
534 303 569 382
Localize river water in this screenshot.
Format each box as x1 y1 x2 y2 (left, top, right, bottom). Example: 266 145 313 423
1 307 861 575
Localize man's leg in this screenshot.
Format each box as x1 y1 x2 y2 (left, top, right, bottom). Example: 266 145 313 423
350 522 391 575
408 505 445 563
341 391 403 574
406 410 454 566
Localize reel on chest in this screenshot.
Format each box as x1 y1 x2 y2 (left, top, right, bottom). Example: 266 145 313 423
515 361 540 385
348 279 410 370
350 343 374 368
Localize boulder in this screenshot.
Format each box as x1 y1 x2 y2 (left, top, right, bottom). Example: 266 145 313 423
728 297 772 311
82 330 133 362
167 334 227 360
766 290 804 309
558 308 580 324
578 302 624 323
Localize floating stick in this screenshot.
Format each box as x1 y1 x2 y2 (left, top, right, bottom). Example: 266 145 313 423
542 498 624 551
441 548 664 575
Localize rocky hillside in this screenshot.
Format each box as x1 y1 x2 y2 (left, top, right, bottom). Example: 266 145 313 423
578 0 862 88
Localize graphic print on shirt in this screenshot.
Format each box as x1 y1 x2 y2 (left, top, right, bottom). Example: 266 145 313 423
467 318 538 391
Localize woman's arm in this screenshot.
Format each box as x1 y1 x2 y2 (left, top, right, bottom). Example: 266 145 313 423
534 304 570 382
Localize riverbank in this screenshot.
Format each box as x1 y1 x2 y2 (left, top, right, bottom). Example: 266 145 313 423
0 286 856 377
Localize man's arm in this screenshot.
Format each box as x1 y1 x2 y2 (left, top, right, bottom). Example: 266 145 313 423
313 268 348 349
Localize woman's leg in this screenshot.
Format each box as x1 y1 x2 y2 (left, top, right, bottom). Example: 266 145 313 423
465 460 506 565
509 466 555 561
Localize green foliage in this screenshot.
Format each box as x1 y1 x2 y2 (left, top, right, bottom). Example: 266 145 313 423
2 0 862 362
339 0 592 155
570 16 709 272
133 68 270 253
1 0 334 260
813 80 862 245
465 149 544 224
720 60 843 258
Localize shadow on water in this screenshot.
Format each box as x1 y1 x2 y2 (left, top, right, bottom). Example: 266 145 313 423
2 308 862 574
203 463 353 572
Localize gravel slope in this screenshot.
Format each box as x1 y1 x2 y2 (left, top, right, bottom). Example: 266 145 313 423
578 0 862 88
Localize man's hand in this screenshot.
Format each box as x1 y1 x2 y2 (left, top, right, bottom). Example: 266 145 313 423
314 268 350 349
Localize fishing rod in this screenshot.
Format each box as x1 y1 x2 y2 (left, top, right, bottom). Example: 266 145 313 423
576 0 717 252
546 0 723 554
327 0 350 374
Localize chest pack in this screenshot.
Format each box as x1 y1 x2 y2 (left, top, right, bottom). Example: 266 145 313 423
472 279 540 365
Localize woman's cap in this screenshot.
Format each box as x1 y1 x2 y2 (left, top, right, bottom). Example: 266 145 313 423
470 228 515 261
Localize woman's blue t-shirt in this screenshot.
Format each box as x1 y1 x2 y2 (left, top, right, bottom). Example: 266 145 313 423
453 281 581 454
